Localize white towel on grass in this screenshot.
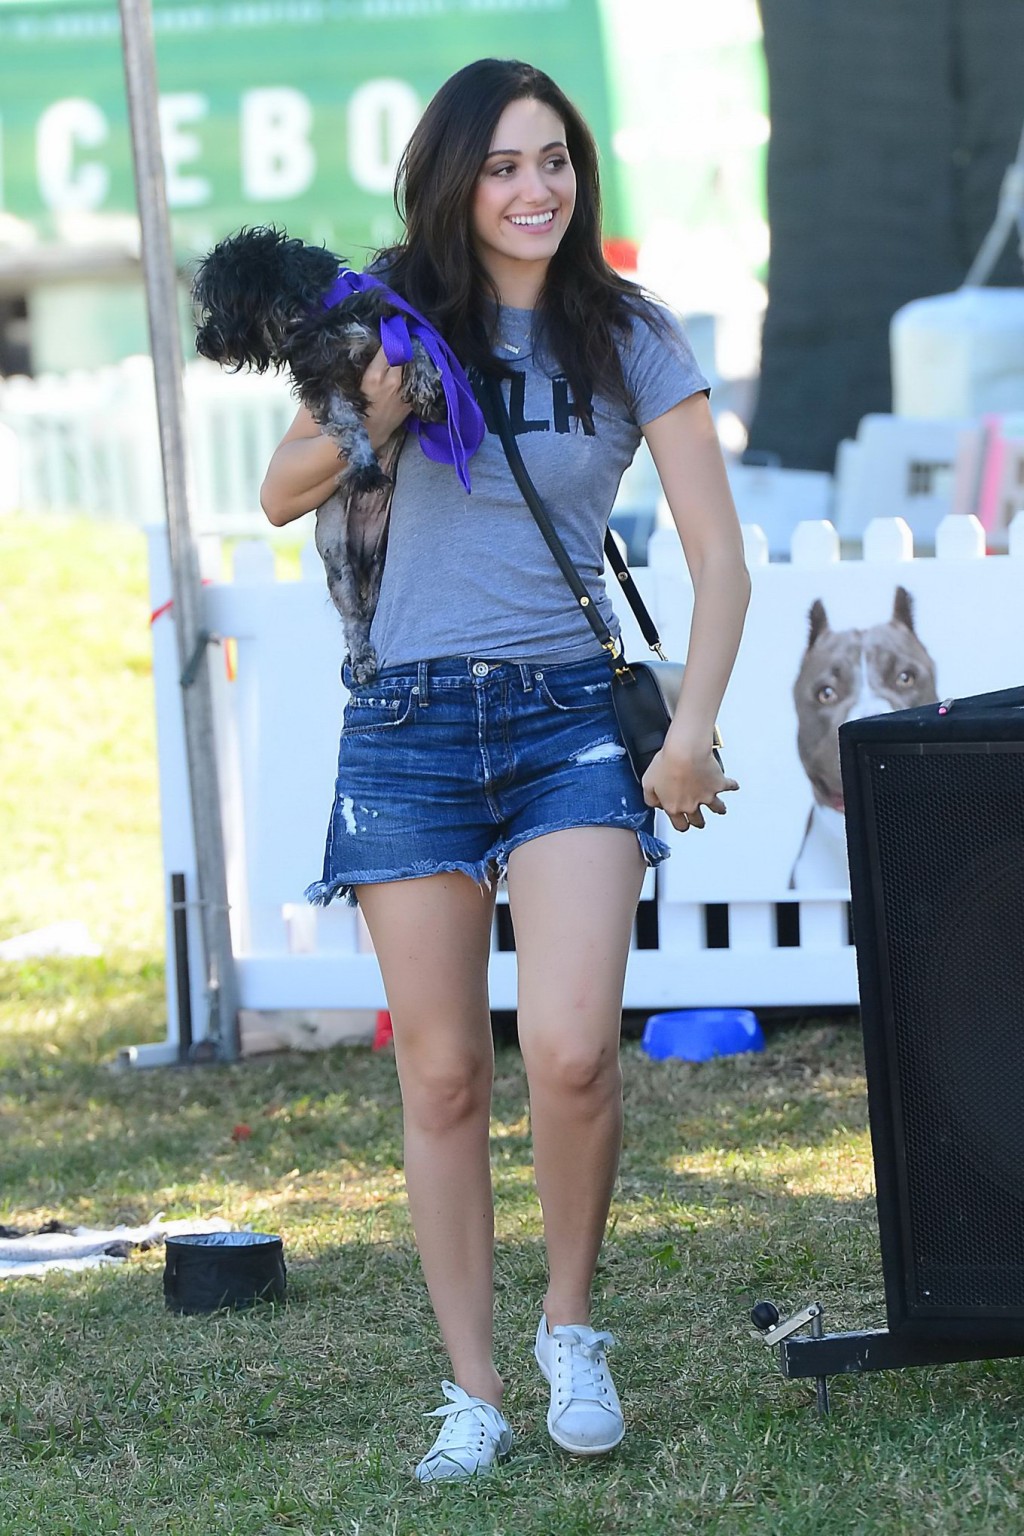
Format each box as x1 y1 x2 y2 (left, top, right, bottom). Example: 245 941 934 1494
0 1215 234 1278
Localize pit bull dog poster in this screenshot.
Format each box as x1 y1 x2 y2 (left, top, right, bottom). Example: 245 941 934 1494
788 587 939 889
633 528 1024 907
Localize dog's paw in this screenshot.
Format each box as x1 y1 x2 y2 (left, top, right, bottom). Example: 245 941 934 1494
340 462 392 495
403 372 447 422
348 650 380 686
414 389 448 425
403 350 447 423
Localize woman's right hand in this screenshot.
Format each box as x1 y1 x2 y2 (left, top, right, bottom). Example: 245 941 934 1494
260 347 413 526
360 345 413 451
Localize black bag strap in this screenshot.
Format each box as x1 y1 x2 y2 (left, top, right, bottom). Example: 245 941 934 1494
601 531 664 653
483 373 666 663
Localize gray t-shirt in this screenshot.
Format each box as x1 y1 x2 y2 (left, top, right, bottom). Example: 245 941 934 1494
370 301 709 668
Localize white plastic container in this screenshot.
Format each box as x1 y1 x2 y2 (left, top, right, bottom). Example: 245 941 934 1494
891 287 1024 418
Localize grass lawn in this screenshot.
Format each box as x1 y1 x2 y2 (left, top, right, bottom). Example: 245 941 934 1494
2 516 1024 1535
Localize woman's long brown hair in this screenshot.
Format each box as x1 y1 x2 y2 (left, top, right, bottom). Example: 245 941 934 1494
376 58 669 424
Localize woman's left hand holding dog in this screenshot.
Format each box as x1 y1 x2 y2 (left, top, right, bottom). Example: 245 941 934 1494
361 345 414 451
642 739 738 833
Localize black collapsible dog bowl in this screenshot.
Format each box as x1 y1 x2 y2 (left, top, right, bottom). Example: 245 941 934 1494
163 1231 286 1314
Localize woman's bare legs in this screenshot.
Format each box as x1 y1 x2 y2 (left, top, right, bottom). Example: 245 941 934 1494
507 828 645 1326
356 872 501 1405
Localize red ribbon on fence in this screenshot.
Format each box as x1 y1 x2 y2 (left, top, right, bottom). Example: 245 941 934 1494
149 581 236 681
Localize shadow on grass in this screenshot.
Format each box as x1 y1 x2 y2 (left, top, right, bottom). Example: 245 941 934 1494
1 962 882 1382
4 1227 1023 1482
0 1086 871 1225
4 1175 1024 1535
2 961 870 1217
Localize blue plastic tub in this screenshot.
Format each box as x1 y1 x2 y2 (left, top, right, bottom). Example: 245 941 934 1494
640 1008 764 1063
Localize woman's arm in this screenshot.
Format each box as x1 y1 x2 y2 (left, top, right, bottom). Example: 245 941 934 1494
259 346 414 527
259 405 342 526
640 391 751 831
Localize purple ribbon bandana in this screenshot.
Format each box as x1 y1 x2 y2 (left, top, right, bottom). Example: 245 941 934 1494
322 267 485 492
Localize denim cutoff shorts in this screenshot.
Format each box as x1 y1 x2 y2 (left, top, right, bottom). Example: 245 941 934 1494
304 653 671 908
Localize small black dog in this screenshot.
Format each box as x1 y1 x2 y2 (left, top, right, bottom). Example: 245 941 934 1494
192 225 447 681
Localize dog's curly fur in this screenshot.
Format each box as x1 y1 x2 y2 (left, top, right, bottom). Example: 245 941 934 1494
192 226 447 681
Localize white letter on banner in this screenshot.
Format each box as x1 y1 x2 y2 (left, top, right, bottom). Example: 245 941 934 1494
158 94 211 208
37 99 110 211
241 88 315 200
347 79 419 195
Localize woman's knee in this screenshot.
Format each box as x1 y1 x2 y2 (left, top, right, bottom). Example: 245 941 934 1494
398 1049 493 1134
523 1035 621 1101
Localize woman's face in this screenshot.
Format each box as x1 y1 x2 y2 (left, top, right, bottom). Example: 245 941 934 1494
470 96 577 293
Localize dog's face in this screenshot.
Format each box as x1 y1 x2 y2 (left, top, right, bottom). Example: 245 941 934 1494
191 225 394 431
191 225 344 372
793 586 938 810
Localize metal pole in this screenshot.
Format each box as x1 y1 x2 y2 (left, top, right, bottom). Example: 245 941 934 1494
810 1304 830 1417
118 0 240 1060
170 872 195 1063
962 118 1024 287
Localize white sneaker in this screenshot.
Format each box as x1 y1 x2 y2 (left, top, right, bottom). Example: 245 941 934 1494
534 1314 625 1455
414 1380 513 1484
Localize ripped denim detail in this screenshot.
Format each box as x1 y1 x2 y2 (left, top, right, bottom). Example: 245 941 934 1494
305 856 497 909
569 738 628 766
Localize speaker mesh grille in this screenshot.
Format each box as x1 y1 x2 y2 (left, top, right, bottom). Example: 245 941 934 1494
868 746 1024 1313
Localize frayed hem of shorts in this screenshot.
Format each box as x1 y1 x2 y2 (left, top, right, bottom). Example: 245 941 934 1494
304 877 359 909
305 858 496 909
305 823 668 908
636 828 672 868
492 818 671 878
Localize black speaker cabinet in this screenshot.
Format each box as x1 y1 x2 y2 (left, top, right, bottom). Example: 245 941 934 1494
839 686 1024 1342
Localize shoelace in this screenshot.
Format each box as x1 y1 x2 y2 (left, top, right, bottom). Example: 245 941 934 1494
553 1328 616 1404
422 1381 507 1456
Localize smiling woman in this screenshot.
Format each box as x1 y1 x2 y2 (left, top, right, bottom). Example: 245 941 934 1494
258 55 750 1487
470 99 578 306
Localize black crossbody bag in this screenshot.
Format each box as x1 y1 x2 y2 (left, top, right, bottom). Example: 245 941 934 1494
484 374 723 783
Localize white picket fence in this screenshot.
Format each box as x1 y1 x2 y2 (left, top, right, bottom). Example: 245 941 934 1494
0 357 296 532
143 509 1024 1065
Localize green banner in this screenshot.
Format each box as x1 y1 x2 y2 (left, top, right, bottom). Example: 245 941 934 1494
0 0 766 372
0 0 618 263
